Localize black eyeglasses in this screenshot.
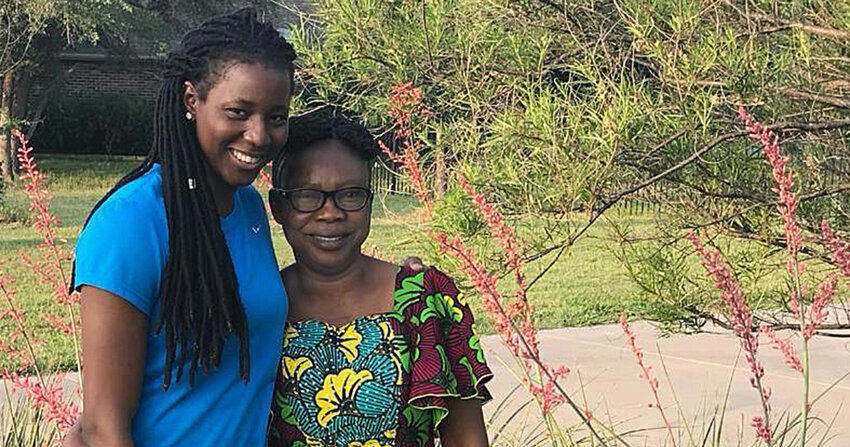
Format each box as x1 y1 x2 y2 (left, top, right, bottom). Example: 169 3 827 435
269 187 373 213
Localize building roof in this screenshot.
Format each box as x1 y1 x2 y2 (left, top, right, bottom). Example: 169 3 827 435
59 0 311 62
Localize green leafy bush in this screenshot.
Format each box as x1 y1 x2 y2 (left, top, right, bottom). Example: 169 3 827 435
290 0 850 331
31 94 154 155
0 181 26 223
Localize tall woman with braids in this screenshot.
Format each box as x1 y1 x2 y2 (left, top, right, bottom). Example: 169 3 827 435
66 8 295 447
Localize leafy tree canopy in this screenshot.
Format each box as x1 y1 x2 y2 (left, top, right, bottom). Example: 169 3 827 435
289 0 850 329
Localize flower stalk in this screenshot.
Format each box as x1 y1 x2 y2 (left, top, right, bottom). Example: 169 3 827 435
689 231 772 444
14 130 82 375
381 82 606 444
619 315 676 447
0 130 82 441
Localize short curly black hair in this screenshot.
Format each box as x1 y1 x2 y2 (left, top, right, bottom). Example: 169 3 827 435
272 113 379 188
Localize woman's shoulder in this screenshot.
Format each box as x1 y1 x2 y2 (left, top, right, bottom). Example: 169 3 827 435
393 266 465 318
91 165 164 222
74 165 168 312
78 167 165 246
395 266 459 295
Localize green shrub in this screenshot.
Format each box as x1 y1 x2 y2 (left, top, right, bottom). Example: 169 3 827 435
31 94 154 155
292 0 850 333
0 181 26 224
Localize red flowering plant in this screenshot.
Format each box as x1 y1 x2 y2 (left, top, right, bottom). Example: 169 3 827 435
686 108 850 446
380 78 850 447
0 130 81 444
618 314 677 446
380 82 614 445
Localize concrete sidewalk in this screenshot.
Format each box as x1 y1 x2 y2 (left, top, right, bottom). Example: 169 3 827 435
3 322 848 446
480 322 850 446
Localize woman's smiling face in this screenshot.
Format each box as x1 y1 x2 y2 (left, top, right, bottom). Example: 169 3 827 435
185 62 292 194
273 139 373 276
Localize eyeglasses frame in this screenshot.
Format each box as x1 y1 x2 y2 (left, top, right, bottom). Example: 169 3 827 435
269 186 374 213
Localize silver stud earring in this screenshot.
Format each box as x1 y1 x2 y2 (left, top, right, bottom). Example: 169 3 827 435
185 111 193 120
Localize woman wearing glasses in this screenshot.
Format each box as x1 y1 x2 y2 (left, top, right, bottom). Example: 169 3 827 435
267 113 492 447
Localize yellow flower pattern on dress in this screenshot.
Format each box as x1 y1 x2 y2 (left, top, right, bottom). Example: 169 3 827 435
284 325 299 348
347 441 390 447
315 368 374 427
455 292 468 307
332 324 363 362
281 356 313 381
378 321 404 386
443 294 463 322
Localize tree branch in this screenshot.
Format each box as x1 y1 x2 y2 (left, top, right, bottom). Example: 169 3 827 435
525 119 850 291
781 88 850 109
722 0 850 41
707 314 850 338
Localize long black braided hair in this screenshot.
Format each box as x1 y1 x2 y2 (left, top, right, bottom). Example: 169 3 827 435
71 7 296 389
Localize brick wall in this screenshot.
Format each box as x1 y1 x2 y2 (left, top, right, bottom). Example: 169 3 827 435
62 59 162 101
30 0 311 106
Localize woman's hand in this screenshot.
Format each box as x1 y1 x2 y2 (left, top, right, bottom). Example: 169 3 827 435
61 417 83 447
438 398 489 447
68 286 147 447
401 256 427 272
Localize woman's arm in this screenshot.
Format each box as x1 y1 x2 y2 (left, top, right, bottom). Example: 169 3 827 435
438 398 489 447
63 286 148 447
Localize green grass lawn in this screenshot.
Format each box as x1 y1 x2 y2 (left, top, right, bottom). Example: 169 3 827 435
0 155 670 371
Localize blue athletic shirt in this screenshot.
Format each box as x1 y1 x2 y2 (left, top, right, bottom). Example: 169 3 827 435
74 164 288 447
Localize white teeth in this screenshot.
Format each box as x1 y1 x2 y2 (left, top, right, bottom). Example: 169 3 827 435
231 150 261 164
314 236 342 242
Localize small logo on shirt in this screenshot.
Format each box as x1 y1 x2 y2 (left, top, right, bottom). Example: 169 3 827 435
252 225 261 234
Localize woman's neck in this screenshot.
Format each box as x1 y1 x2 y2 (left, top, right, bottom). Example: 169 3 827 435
290 254 370 301
204 165 237 216
210 183 236 216
284 256 400 324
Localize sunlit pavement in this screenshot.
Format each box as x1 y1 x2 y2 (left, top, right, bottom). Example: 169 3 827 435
481 321 850 446
3 321 848 446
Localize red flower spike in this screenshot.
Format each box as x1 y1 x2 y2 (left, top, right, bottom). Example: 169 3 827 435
737 107 804 301
6 130 82 440
619 315 677 447
690 230 772 441
803 274 839 340
759 325 802 373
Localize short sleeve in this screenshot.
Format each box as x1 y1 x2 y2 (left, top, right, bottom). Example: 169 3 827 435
404 268 493 426
431 271 493 401
73 196 167 316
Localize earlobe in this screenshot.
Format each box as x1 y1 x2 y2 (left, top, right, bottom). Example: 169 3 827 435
183 81 198 116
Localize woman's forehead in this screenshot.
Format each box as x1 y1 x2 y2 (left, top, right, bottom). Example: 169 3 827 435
285 140 370 186
205 62 292 104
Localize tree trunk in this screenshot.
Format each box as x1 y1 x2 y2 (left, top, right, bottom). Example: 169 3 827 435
1 72 15 182
9 70 32 171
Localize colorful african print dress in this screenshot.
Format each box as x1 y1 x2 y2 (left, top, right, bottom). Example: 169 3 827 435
269 267 493 447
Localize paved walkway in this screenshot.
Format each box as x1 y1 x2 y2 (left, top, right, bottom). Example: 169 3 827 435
4 322 849 446
480 322 850 446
